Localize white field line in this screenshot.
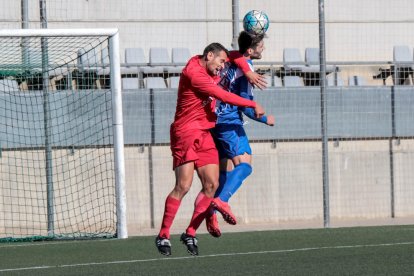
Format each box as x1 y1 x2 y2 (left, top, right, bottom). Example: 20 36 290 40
0 241 414 272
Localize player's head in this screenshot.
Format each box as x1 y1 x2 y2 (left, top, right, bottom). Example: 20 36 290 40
238 31 265 60
202 43 229 76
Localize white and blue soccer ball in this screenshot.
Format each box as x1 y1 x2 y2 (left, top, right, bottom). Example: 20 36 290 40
243 10 269 35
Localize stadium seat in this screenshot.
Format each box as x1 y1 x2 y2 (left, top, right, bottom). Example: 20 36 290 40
264 75 272 88
348 75 366 86
76 48 102 89
122 77 140 90
0 79 20 92
392 45 413 85
172 47 191 65
283 48 306 71
169 47 191 74
393 45 412 67
144 77 167 89
167 76 180 89
96 47 111 77
326 73 344 86
304 47 336 73
121 47 148 75
77 48 98 72
283 76 304 87
273 76 283 87
143 47 172 74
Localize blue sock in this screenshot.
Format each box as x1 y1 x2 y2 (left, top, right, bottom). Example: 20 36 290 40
215 170 229 198
218 163 252 202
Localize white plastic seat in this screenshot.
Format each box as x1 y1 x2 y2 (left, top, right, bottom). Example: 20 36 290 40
144 77 167 89
326 73 344 86
304 47 336 73
0 79 19 92
142 47 171 74
283 48 306 71
348 75 366 86
122 77 140 90
169 47 190 74
121 48 148 75
393 45 412 68
167 76 180 88
283 76 304 87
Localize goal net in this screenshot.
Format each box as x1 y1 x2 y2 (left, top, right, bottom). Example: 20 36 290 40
0 29 126 241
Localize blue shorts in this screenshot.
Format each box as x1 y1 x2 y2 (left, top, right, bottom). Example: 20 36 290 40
211 124 252 159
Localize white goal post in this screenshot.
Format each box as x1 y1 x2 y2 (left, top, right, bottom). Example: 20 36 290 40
0 29 127 240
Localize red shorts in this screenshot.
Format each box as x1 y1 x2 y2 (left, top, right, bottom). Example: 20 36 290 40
170 126 219 170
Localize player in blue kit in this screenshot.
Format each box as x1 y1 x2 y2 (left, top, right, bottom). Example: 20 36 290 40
207 31 275 237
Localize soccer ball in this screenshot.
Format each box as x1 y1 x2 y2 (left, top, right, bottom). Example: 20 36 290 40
243 10 270 35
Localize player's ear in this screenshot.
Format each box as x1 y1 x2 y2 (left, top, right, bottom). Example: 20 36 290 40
206 51 215 61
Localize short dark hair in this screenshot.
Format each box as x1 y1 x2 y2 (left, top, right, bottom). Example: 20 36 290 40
238 31 264 54
202 43 229 58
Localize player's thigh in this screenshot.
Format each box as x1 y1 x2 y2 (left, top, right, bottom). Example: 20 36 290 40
173 162 195 196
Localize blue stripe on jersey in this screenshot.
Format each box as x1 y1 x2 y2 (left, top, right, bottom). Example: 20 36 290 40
216 60 254 125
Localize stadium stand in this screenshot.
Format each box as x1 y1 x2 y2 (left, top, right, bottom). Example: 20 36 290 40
327 72 344 86
393 45 413 85
144 77 167 89
0 79 19 92
122 77 140 90
122 47 151 77
283 75 304 87
348 75 366 86
171 47 191 65
283 48 306 71
167 76 180 89
305 47 336 73
146 47 178 74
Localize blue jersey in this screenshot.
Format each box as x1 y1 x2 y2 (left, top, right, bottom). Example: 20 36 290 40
216 60 267 125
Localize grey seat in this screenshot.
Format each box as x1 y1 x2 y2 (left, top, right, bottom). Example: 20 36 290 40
393 45 412 68
283 76 304 87
142 47 171 74
283 48 306 71
393 45 413 85
122 77 140 90
0 79 19 92
144 77 167 89
348 75 366 86
96 47 111 76
326 73 344 86
121 48 149 75
172 47 190 65
170 47 191 74
304 47 336 73
167 76 180 88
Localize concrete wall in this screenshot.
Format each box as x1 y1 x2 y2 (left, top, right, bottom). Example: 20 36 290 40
126 140 414 236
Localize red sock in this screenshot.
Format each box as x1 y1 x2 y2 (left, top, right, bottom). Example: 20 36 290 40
186 192 212 237
158 196 181 239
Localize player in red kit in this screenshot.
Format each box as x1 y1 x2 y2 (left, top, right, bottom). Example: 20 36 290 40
156 43 265 256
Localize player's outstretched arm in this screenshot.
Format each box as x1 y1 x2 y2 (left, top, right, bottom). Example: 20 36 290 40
191 72 261 109
228 50 268 90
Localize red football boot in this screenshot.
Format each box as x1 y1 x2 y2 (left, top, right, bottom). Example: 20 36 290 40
210 198 237 225
206 211 221 238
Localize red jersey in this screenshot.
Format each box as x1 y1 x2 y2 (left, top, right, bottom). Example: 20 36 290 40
172 55 256 132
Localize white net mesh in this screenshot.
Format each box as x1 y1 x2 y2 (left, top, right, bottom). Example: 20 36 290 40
0 34 117 240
